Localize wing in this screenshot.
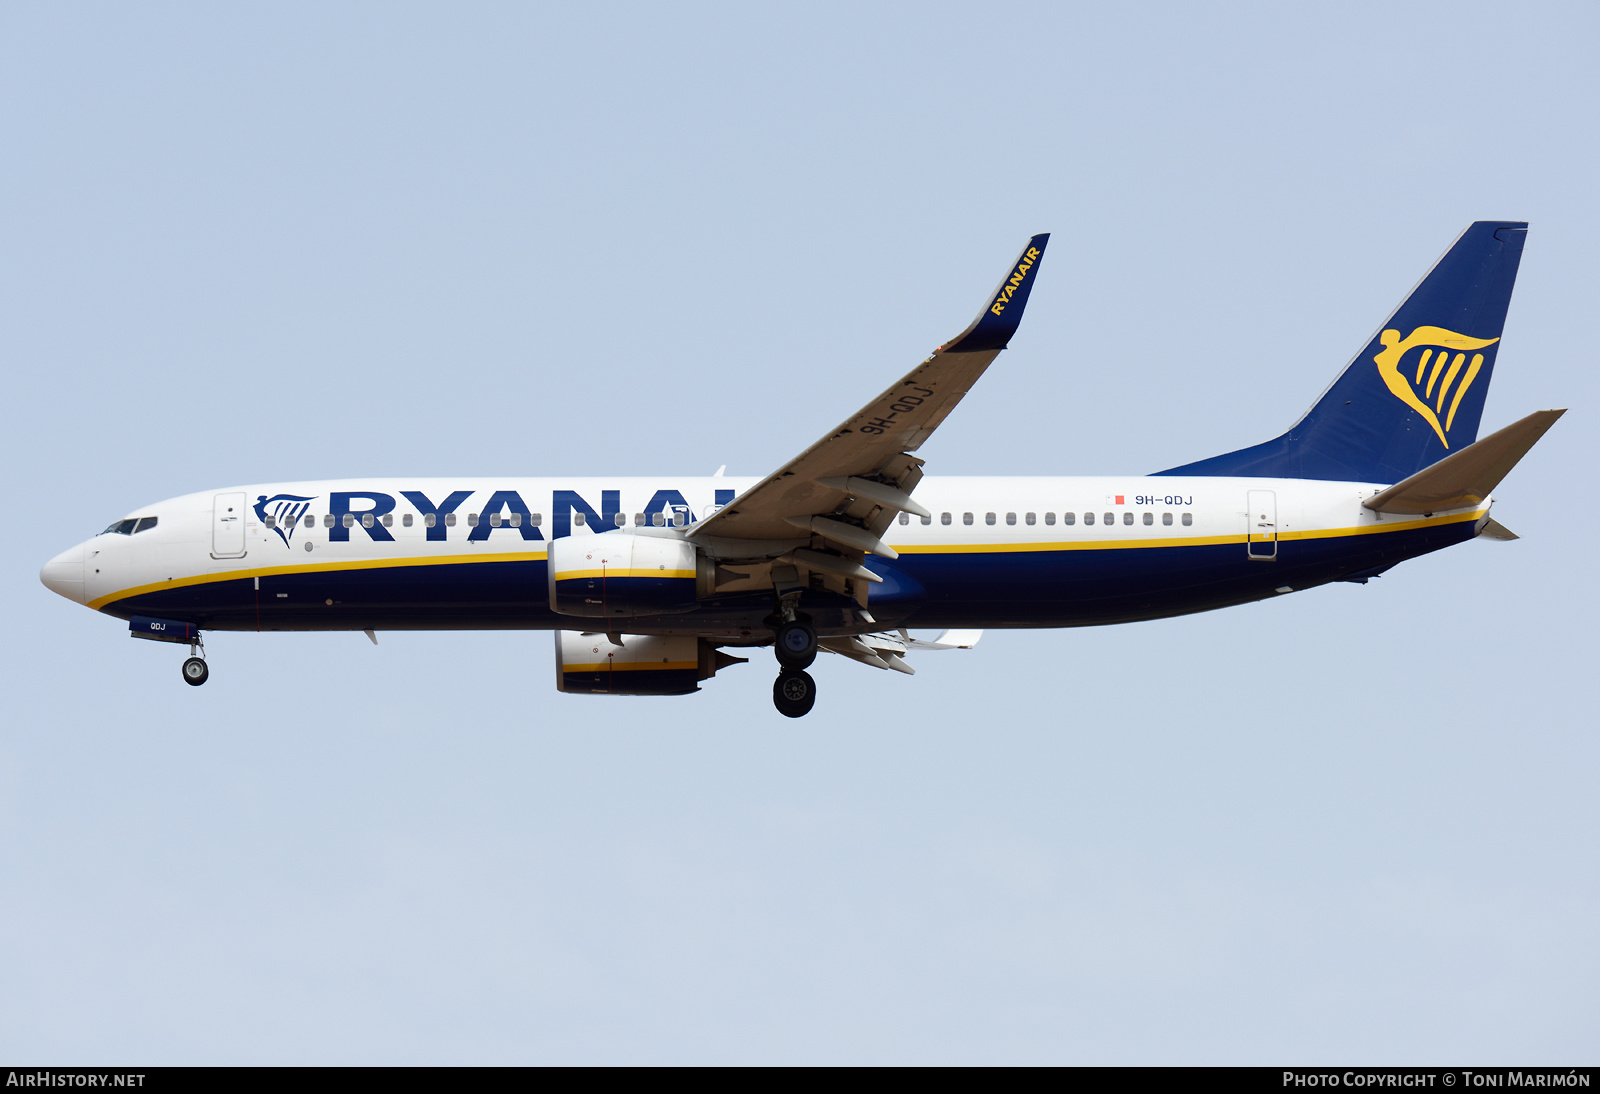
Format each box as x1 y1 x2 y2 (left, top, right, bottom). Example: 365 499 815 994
691 234 1050 556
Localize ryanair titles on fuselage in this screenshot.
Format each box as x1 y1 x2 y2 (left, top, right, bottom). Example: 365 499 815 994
253 485 739 548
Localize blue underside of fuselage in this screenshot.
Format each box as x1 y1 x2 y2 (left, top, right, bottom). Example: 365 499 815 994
101 519 1477 635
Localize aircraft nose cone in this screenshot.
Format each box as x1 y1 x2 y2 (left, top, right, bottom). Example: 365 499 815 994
40 542 87 604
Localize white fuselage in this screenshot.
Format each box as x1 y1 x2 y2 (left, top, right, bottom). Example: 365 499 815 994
42 475 1488 636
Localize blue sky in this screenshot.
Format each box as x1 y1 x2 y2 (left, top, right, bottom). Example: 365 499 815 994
2 1 1596 1063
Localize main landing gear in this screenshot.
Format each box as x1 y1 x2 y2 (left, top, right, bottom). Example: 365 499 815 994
773 669 816 718
774 619 817 669
769 610 819 717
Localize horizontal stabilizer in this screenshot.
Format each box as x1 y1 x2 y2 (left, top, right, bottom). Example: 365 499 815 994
1364 408 1565 515
1477 518 1519 540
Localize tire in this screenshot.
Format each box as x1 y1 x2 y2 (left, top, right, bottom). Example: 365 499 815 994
772 669 816 718
182 657 209 686
773 620 818 669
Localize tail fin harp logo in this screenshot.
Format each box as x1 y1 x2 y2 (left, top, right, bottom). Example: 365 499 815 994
988 246 1041 316
1372 326 1499 447
254 494 317 547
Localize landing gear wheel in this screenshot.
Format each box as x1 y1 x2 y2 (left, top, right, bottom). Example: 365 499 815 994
773 669 816 718
774 620 818 669
182 657 209 686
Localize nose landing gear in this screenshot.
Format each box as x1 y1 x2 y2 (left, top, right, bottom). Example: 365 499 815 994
129 617 209 685
179 637 208 687
182 656 209 686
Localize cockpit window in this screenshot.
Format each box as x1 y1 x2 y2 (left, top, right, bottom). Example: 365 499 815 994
134 516 158 533
101 519 138 535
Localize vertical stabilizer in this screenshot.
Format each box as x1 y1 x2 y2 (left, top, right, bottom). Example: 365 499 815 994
1158 221 1527 483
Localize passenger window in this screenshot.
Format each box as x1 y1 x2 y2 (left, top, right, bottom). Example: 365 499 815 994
1025 512 1035 525
1182 512 1193 526
467 513 479 527
263 515 276 529
1104 512 1114 525
1162 512 1172 526
1083 512 1094 525
574 512 586 526
324 514 335 528
445 513 457 527
1063 512 1075 525
615 513 626 528
634 513 645 526
653 512 666 527
304 514 315 528
1005 512 1016 525
1044 512 1055 525
920 514 931 525
898 513 909 525
985 512 996 525
424 513 436 528
941 513 952 525
963 513 974 526
510 512 522 528
403 513 414 527
489 513 502 527
342 514 355 528
1122 512 1133 526
361 513 374 528
530 514 542 527
1142 512 1153 525
381 513 393 527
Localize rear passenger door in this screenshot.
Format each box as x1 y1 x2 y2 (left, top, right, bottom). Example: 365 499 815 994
1246 489 1277 560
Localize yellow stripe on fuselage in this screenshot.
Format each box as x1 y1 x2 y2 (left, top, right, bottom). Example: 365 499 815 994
553 569 696 581
887 509 1485 555
88 548 549 611
563 661 699 673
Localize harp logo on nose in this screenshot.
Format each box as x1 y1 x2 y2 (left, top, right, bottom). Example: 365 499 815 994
1372 326 1500 448
254 493 317 547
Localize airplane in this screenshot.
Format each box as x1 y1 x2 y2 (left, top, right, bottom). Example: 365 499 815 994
39 222 1563 718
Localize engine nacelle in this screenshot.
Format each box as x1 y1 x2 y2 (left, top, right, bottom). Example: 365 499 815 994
554 631 743 695
547 533 700 618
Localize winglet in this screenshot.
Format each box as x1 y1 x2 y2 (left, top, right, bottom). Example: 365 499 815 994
941 234 1050 353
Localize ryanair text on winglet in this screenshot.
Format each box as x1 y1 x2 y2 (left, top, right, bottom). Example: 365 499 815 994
989 247 1041 315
